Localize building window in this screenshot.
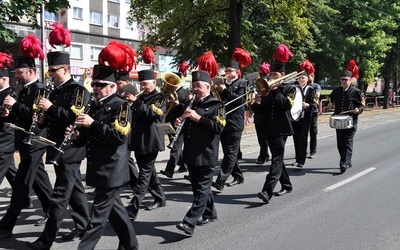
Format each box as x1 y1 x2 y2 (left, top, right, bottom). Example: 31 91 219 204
108 15 119 28
70 44 83 60
73 7 83 20
89 11 102 25
44 11 59 22
109 0 120 2
90 46 102 61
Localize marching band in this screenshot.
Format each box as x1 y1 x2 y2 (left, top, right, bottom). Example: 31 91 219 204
0 31 365 249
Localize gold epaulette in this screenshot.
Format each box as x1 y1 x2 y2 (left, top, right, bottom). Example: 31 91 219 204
216 104 226 127
112 104 131 135
314 97 319 104
151 103 164 116
70 105 85 116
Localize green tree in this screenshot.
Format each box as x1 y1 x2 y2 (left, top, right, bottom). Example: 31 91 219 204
0 0 69 43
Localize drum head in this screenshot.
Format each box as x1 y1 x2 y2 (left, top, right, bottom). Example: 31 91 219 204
289 85 304 121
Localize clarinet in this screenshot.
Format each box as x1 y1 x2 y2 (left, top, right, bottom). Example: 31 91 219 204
0 81 19 113
50 98 94 166
24 82 54 145
167 94 196 149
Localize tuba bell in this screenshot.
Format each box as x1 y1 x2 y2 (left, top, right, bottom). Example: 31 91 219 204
162 72 182 116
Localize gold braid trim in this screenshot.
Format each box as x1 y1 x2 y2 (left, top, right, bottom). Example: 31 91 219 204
70 105 85 116
151 103 164 116
216 104 226 127
112 119 131 135
287 96 294 106
216 117 226 127
313 97 319 104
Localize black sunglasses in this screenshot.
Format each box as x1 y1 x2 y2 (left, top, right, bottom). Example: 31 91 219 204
340 78 350 81
48 67 64 73
91 82 109 88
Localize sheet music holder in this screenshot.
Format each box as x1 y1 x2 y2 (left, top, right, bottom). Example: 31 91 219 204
32 136 56 147
122 84 139 95
4 122 29 132
156 123 176 135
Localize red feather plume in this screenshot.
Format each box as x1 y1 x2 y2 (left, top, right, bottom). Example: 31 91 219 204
273 44 294 63
20 35 45 60
98 41 137 72
259 63 270 75
142 46 155 64
49 23 71 48
0 52 13 68
232 48 252 68
346 59 359 79
177 61 189 77
299 59 315 75
196 51 218 78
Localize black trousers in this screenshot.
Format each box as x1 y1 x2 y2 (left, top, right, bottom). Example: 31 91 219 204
164 132 184 175
130 152 166 210
128 156 139 190
78 187 138 250
0 151 17 188
255 123 269 161
38 162 90 246
216 130 244 186
183 165 217 228
0 147 52 231
336 126 357 165
262 136 292 197
309 112 319 154
292 116 312 165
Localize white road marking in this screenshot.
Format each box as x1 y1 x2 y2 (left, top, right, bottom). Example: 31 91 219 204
324 167 376 191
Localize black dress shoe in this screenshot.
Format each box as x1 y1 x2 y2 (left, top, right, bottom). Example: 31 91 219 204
160 170 173 178
183 175 191 181
145 201 166 211
255 159 264 164
26 240 51 250
275 189 292 196
340 163 349 173
61 228 86 241
257 192 271 204
176 222 194 236
0 228 12 240
226 179 244 187
211 182 223 192
197 217 217 226
117 242 139 250
177 165 187 173
34 216 48 226
125 204 139 221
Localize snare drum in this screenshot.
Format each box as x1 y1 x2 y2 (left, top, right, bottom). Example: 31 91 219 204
329 115 353 129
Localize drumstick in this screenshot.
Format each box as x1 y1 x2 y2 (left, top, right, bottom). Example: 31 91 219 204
340 109 355 114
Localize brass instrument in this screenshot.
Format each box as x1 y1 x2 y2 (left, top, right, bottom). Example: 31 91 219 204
0 81 19 113
210 77 224 101
167 94 196 149
25 82 54 145
162 72 181 117
255 70 305 96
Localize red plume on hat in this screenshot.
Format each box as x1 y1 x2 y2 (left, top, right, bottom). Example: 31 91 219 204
299 59 315 75
177 61 189 77
273 44 294 63
196 51 218 78
259 63 270 75
98 41 137 72
20 34 45 60
48 23 71 49
142 46 155 64
0 52 13 68
232 48 252 69
346 59 359 79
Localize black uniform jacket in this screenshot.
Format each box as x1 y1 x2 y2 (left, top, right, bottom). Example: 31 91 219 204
330 85 364 125
9 80 47 150
219 78 247 132
42 78 91 164
165 87 186 125
251 88 294 137
129 90 166 154
75 94 131 188
0 87 15 153
182 95 225 167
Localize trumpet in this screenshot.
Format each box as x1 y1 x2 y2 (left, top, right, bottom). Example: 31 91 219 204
255 70 305 96
167 94 196 149
50 98 94 166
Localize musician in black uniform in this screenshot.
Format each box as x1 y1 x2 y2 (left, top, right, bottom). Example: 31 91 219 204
27 51 91 250
255 61 294 203
0 53 53 239
327 68 364 173
160 72 188 178
308 72 321 159
212 61 246 191
73 64 138 250
291 69 317 169
176 70 225 236
0 59 17 190
116 71 139 191
125 69 167 220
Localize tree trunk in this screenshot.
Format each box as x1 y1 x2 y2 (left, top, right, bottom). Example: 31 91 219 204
227 0 242 64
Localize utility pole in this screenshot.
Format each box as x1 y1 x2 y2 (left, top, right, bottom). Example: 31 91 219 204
40 2 46 82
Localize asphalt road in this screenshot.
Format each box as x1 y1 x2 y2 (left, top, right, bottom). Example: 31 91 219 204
1 108 400 250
